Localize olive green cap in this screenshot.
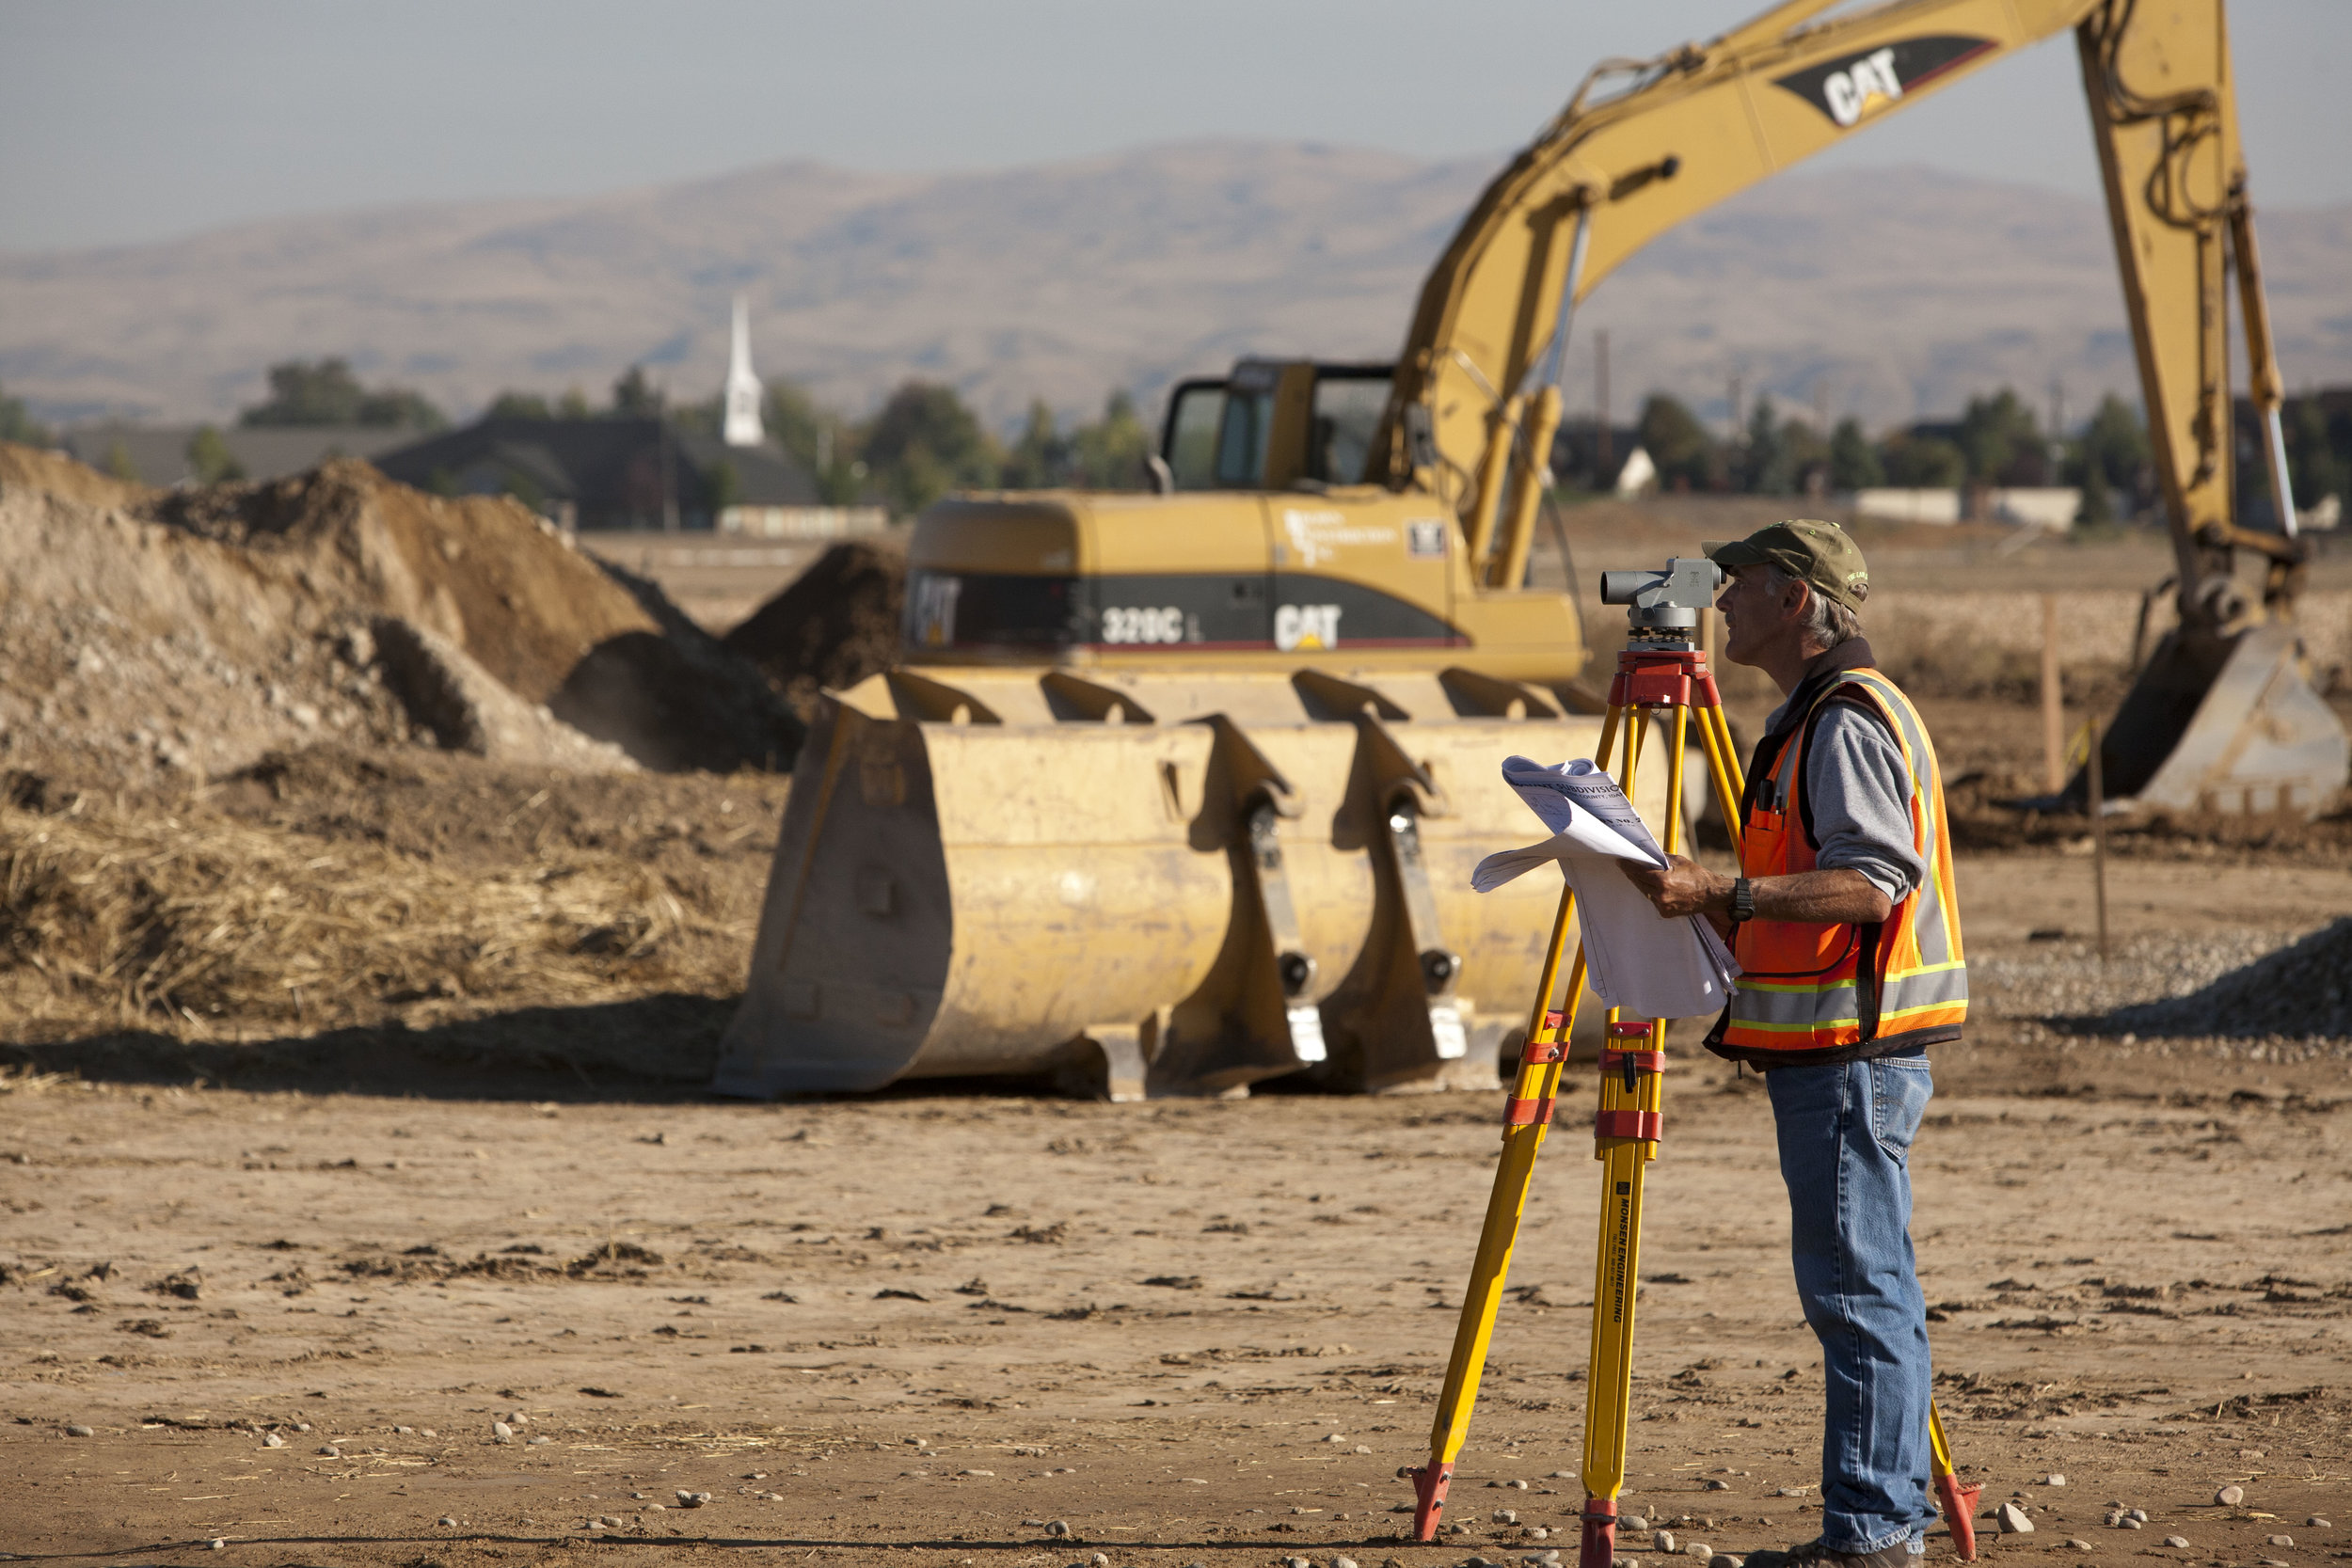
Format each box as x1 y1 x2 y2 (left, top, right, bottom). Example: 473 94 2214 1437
1702 518 1869 611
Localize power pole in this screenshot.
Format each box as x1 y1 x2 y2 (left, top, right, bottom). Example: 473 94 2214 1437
660 404 679 533
1595 329 1613 476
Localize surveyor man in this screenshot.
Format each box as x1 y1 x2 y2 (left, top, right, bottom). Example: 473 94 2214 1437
1618 518 1964 1568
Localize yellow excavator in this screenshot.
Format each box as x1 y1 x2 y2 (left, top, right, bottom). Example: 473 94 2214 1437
714 0 2344 1101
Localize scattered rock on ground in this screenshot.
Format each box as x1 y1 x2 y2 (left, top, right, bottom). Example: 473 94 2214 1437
1997 1503 2035 1533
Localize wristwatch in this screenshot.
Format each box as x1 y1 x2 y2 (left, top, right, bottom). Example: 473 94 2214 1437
1728 878 1756 925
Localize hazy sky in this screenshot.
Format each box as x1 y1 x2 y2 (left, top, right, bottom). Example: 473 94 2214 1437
2 0 2344 252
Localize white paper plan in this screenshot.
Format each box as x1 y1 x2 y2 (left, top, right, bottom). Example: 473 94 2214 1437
1470 756 1740 1022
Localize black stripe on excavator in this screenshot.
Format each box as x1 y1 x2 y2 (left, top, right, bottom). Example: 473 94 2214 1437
1772 35 1996 130
900 568 1460 653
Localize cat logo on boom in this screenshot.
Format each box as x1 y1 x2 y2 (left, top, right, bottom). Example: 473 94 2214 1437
1773 35 1995 128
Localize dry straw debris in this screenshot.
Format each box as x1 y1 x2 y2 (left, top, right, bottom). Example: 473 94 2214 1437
0 798 747 1043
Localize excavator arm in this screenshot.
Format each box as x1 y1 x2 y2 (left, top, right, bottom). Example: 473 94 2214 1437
1377 0 2303 620
1374 0 2341 816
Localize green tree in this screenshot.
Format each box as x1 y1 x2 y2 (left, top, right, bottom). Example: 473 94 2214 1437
556 387 593 420
1878 433 1965 488
1636 394 1718 492
0 383 51 448
500 467 546 512
185 425 246 483
1735 395 1799 495
610 365 664 418
101 438 141 483
485 390 552 420
239 357 445 429
863 380 999 515
707 458 742 516
1956 388 2045 484
1069 389 1152 489
765 380 828 468
2064 393 2151 520
764 379 866 503
1828 417 1883 490
1001 399 1066 489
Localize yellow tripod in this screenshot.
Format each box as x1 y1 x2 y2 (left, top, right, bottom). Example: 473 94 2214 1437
1405 626 1979 1564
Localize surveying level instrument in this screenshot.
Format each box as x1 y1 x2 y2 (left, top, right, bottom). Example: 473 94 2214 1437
1406 562 1980 1565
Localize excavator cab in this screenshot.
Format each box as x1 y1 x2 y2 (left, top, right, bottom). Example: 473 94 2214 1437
1160 361 1396 492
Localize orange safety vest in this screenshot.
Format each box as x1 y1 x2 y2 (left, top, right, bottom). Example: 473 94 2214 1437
1706 665 1966 1067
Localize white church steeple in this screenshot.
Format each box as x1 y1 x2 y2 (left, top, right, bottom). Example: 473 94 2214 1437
723 293 764 448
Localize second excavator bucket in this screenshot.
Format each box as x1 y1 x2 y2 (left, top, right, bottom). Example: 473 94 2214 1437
713 666 1679 1101
2079 621 2348 818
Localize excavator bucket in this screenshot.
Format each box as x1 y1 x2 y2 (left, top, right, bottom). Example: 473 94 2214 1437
712 666 1677 1100
2080 621 2348 818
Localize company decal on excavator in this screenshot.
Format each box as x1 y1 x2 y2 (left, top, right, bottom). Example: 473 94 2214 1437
1772 35 1994 128
902 568 1457 651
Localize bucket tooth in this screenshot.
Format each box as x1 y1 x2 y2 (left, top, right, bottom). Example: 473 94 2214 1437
1438 666 1563 719
1316 714 1484 1093
1150 718 1339 1096
1293 668 1412 721
1041 670 1156 724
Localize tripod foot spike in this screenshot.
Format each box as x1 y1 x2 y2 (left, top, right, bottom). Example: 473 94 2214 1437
1410 1463 1453 1542
1936 1473 1982 1561
1580 1496 1618 1568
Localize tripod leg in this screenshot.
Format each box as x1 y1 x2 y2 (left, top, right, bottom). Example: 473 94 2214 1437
1579 1020 1664 1568
1410 906 1592 1539
1929 1402 1980 1561
1575 695 1675 1568
1409 702 1630 1540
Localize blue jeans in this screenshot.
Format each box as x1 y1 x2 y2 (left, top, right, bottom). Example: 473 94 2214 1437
1766 1052 1938 1556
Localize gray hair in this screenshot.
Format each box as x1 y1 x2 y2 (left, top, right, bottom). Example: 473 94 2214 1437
1766 562 1864 649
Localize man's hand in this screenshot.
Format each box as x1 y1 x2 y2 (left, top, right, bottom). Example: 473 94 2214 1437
1617 854 1730 919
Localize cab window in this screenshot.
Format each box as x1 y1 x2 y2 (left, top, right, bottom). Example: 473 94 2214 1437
1215 388 1277 488
1162 381 1226 491
1307 371 1392 484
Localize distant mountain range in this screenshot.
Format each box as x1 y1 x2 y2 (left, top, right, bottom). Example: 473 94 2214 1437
4 141 2346 434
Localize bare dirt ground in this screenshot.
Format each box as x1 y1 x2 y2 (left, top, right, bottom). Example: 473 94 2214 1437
3 849 2347 1568
4 487 2348 1565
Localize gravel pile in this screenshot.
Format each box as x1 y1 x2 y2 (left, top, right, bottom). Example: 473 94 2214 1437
1971 923 2352 1055
2107 918 2352 1041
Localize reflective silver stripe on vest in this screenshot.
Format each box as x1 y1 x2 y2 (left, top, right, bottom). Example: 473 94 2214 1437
1730 980 1864 1032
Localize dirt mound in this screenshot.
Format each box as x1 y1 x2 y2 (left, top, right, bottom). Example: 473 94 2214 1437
561 557 803 772
722 538 905 716
0 441 150 511
2106 917 2352 1040
0 445 801 781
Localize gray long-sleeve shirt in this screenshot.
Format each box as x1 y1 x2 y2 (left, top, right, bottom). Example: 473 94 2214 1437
1759 694 1926 903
